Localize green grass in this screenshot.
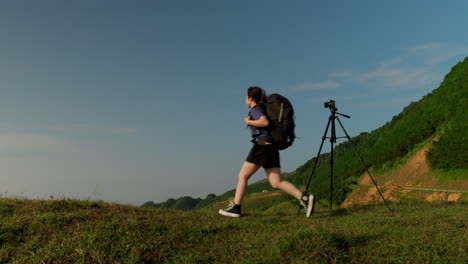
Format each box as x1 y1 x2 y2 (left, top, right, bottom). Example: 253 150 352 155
431 169 468 182
1 198 466 263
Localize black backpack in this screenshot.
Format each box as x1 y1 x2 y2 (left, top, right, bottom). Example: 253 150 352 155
265 94 296 150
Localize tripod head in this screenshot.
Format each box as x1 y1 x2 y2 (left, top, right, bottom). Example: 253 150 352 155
324 99 351 119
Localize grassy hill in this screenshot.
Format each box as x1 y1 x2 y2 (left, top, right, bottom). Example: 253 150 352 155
1 198 466 263
144 57 468 210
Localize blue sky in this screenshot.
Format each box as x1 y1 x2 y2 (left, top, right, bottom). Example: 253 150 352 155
1 0 467 205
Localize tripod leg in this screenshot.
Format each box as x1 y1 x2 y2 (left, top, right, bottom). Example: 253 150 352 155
336 117 393 214
330 130 334 210
304 116 332 192
297 116 332 215
330 116 336 210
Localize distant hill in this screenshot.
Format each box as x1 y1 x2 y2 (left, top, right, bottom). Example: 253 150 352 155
142 196 202 210
143 58 468 209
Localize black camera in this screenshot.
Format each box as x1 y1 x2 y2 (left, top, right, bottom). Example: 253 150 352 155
324 100 335 109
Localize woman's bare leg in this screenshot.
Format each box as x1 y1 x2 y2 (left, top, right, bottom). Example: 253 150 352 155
234 161 261 205
266 167 302 199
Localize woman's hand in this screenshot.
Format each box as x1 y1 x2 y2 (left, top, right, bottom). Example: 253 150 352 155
244 116 251 125
245 115 269 127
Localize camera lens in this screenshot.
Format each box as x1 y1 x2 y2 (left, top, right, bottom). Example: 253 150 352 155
324 100 336 109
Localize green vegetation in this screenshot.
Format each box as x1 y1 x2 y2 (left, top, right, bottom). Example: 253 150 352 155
430 169 468 182
293 58 468 205
426 59 468 169
1 198 466 263
146 58 467 210
143 176 291 210
142 196 201 210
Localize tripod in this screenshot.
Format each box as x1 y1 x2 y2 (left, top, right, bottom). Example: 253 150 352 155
299 100 392 214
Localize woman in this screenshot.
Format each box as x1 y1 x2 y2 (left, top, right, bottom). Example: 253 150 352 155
219 86 315 218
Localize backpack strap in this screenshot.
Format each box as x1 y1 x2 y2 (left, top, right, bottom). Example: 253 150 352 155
279 103 284 122
249 106 270 137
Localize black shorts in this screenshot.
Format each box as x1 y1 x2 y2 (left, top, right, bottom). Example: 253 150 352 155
245 144 280 169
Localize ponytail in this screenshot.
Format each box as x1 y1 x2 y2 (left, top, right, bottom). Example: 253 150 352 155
247 86 266 104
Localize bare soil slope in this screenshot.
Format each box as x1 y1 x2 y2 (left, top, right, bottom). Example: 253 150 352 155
343 142 468 207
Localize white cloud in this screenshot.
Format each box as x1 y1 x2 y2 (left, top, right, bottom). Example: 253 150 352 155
329 42 467 91
329 60 439 90
406 42 468 66
0 123 22 132
289 80 340 92
294 42 467 93
0 133 79 153
110 128 138 134
308 94 369 103
45 124 138 135
360 96 423 110
0 123 138 155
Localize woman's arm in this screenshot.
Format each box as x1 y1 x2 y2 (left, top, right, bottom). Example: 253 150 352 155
244 115 269 128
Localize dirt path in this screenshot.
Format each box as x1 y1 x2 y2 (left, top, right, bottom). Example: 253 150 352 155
400 186 468 193
361 184 468 193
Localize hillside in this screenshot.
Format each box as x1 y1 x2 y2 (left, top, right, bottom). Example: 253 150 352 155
291 57 467 205
144 57 468 210
1 198 466 263
142 196 201 210
343 140 468 207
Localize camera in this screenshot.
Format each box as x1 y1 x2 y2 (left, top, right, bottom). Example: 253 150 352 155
324 100 335 109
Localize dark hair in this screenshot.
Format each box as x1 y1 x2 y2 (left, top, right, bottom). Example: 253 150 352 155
247 86 266 104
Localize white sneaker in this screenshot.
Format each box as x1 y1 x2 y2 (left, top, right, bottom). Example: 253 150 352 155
299 194 315 218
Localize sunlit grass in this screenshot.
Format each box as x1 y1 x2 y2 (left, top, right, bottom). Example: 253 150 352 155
1 198 466 263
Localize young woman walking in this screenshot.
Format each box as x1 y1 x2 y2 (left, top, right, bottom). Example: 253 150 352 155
219 86 315 218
